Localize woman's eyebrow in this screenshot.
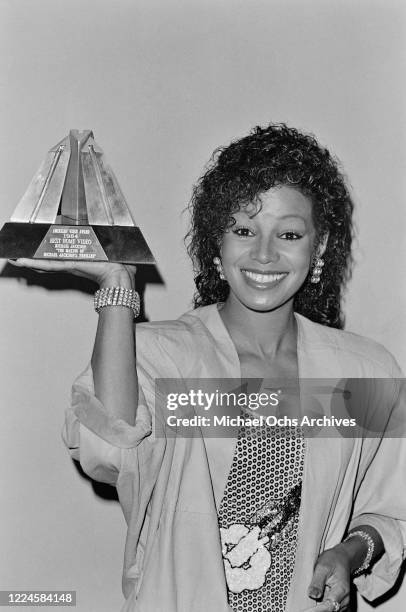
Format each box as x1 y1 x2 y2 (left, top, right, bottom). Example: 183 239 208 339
276 213 306 220
235 212 307 221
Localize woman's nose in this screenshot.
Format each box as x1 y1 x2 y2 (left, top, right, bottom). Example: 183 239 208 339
250 236 280 264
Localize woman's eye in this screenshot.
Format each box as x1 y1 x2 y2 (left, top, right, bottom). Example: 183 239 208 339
279 231 302 240
233 226 255 237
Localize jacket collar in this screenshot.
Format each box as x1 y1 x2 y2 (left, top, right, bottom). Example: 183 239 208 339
187 303 340 378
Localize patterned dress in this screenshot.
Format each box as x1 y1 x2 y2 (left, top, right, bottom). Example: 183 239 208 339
218 416 305 612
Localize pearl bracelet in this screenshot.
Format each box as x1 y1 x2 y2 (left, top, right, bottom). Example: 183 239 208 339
344 530 375 576
94 287 140 319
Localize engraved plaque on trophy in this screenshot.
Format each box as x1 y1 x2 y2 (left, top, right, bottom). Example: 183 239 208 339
0 130 155 264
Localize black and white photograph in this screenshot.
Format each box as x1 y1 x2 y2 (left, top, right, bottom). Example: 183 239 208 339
0 1 405 611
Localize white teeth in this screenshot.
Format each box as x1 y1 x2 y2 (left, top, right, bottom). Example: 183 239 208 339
243 270 286 283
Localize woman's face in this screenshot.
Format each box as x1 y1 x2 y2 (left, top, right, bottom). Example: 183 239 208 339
220 185 318 313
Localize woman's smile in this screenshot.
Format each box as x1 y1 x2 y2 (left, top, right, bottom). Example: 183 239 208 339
241 269 289 289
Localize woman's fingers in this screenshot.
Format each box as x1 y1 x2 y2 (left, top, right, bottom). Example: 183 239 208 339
300 604 338 612
321 593 349 611
7 258 136 286
336 594 350 611
8 258 71 273
300 597 349 612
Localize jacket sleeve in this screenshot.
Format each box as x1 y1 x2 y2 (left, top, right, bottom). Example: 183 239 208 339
349 371 406 600
61 362 154 486
61 323 175 488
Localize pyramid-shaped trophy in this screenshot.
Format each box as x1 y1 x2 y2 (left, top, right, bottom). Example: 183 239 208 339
0 129 154 264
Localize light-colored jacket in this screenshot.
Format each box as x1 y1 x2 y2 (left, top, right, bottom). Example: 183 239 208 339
63 305 406 612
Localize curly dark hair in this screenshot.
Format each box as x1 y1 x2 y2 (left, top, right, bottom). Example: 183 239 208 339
186 123 354 329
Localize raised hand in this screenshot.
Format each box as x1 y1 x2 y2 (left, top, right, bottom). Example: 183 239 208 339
7 258 137 288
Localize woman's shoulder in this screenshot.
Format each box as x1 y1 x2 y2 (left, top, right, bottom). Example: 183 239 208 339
135 305 231 377
135 305 224 361
135 304 216 340
296 313 402 377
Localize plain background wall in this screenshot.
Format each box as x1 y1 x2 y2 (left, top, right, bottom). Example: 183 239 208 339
0 1 405 610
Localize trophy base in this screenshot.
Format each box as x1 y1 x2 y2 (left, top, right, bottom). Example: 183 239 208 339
0 222 155 264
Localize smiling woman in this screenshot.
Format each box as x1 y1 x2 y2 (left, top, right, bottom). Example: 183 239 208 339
10 122 406 612
187 124 353 330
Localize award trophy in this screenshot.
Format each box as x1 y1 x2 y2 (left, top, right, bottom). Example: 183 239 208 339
0 129 154 264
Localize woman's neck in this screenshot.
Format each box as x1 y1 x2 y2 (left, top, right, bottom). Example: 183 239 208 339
219 296 297 358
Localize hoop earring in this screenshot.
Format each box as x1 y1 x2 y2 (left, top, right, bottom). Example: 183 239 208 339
310 257 324 284
213 256 226 281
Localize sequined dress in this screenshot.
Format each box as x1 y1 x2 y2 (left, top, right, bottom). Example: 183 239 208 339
218 417 305 612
